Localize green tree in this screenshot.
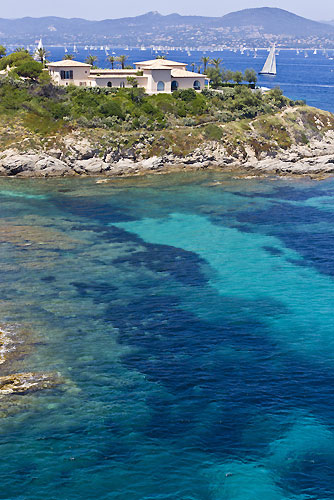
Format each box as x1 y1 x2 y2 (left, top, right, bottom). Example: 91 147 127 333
107 55 115 69
206 67 222 88
15 60 44 80
155 55 166 59
64 54 74 60
85 55 98 66
0 45 6 59
126 76 138 87
201 56 210 73
224 70 234 83
197 65 202 74
210 58 223 70
190 62 195 72
36 48 50 66
117 55 128 69
233 71 244 84
244 68 258 85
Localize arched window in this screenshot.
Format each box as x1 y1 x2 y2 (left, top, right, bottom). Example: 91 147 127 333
171 80 178 91
157 81 165 92
107 81 112 87
120 81 125 88
193 80 201 90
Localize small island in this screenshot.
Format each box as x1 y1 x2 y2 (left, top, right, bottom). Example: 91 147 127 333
1 47 334 179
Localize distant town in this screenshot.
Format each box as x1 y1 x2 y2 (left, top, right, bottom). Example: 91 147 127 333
1 8 334 50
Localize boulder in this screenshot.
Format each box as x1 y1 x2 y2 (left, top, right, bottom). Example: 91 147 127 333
73 158 110 175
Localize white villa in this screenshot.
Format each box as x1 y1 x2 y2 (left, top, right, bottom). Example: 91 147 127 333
47 58 207 94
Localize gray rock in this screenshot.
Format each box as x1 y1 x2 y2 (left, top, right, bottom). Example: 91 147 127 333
73 158 110 174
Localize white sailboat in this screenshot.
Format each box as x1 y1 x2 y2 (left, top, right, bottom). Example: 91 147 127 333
34 38 43 60
259 45 276 75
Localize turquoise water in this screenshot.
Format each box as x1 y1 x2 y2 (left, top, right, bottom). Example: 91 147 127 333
1 173 334 499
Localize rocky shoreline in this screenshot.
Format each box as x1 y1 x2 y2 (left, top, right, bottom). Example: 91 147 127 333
2 107 334 179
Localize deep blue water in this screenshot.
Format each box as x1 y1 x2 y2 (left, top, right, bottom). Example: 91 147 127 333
1 173 334 499
43 46 334 112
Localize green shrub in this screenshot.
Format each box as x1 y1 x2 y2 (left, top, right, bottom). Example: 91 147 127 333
203 123 223 140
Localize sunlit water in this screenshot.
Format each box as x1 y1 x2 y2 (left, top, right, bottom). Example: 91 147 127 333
1 173 334 499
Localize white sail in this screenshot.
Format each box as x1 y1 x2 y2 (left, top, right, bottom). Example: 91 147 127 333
259 45 276 75
33 38 43 60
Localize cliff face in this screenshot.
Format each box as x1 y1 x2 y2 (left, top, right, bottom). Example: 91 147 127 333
1 106 334 178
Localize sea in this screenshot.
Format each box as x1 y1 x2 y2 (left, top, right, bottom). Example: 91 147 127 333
1 46 334 500
1 173 334 499
40 46 334 112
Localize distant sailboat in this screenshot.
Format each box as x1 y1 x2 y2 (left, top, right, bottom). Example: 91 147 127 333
73 45 78 53
34 38 43 60
64 46 68 53
259 45 276 75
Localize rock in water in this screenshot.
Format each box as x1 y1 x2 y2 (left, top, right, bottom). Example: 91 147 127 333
0 372 64 395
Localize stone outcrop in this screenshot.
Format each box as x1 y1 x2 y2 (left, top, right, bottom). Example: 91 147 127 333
0 149 70 177
2 108 334 178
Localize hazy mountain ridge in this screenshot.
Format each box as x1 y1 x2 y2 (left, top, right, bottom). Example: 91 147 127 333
1 8 334 47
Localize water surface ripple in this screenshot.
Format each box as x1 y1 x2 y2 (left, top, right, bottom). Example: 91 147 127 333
0 173 334 499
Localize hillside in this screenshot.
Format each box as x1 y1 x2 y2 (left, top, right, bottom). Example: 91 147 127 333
1 8 334 48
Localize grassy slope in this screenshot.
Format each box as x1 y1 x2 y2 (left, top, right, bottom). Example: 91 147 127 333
1 106 334 162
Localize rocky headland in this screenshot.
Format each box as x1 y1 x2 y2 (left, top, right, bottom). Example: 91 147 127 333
1 106 334 179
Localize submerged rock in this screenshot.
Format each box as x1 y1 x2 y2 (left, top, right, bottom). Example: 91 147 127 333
0 372 64 395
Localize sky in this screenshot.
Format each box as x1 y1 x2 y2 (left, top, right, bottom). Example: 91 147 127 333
1 0 333 21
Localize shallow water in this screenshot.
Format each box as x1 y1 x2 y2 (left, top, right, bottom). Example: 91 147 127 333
1 173 334 499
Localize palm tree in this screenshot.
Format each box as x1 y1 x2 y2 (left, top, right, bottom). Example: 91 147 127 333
155 55 166 59
190 62 195 72
197 65 202 74
210 58 223 70
85 55 98 66
36 48 50 66
107 55 115 69
63 54 74 60
117 55 128 69
201 56 210 73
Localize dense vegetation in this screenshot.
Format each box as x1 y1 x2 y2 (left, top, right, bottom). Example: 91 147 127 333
0 47 307 137
0 76 305 135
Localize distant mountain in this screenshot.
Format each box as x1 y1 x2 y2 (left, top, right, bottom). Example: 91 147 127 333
1 7 334 48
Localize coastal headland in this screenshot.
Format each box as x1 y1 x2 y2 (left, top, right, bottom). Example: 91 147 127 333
1 104 334 179
1 48 334 180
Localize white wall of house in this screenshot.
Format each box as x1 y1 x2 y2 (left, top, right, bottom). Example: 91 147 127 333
49 66 90 87
93 76 148 89
144 69 172 94
172 77 206 91
48 60 207 93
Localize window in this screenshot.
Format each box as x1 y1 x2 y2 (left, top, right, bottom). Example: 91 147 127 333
79 82 87 86
120 81 125 88
157 81 165 92
193 80 201 90
60 70 73 80
107 82 112 87
171 80 178 91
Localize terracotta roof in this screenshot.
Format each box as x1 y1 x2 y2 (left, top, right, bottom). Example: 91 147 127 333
135 59 186 67
171 69 205 78
47 60 91 67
